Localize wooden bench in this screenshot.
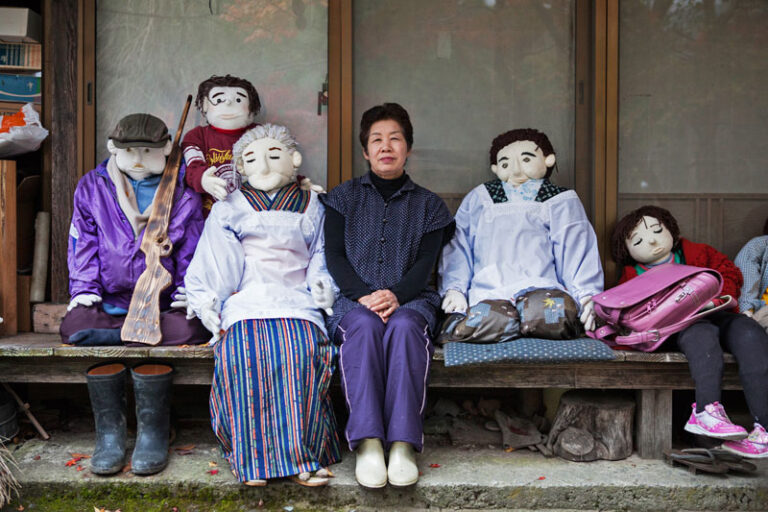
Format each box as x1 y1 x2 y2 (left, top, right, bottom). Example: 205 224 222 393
0 332 742 460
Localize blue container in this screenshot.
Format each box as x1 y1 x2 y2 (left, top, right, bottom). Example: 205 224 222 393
0 73 40 103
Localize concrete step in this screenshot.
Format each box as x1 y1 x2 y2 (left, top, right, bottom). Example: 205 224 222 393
4 425 768 512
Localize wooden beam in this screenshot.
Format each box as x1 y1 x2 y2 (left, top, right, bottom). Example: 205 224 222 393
327 0 341 189
636 389 673 459
46 0 79 303
0 160 18 336
339 0 353 185
604 0 620 285
574 0 593 219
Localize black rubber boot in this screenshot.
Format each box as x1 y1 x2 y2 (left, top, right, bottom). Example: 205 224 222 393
86 363 127 475
130 363 174 475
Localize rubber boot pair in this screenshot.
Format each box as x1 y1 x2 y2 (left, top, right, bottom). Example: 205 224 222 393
86 362 174 476
355 438 419 488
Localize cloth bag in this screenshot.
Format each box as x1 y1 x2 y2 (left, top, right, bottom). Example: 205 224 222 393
587 264 733 351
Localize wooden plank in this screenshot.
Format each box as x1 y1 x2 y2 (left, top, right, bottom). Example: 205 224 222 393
327 0 341 190
339 0 353 185
573 0 592 218
636 389 673 459
0 160 17 336
16 274 31 332
604 0 620 284
47 0 79 303
32 302 67 333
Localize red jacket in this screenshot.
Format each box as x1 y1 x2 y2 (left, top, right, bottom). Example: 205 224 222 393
619 238 743 306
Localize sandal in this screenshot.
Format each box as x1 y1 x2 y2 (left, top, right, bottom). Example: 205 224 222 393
685 448 757 474
231 468 267 486
663 449 729 475
289 471 329 487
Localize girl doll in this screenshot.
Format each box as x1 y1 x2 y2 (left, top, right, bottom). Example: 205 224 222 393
734 217 768 332
612 205 768 458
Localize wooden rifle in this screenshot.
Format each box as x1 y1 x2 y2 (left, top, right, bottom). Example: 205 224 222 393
121 95 193 345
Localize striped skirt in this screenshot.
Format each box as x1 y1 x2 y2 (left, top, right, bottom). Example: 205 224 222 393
209 318 341 481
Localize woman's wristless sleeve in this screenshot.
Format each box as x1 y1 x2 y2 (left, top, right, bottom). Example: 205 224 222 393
324 207 372 300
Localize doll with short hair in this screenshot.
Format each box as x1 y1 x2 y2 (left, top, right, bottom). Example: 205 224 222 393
612 205 768 458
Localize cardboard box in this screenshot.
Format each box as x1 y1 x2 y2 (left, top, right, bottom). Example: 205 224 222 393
0 8 43 43
0 74 41 104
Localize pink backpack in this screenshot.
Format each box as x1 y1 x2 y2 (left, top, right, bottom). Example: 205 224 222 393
587 264 733 352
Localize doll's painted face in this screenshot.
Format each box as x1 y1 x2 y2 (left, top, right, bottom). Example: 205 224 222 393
108 140 171 181
626 215 674 265
238 137 302 192
491 140 555 186
203 86 251 130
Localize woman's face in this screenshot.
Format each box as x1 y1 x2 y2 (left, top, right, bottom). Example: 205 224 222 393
363 119 411 179
626 215 674 265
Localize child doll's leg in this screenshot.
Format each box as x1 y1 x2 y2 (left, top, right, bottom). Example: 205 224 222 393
676 317 747 440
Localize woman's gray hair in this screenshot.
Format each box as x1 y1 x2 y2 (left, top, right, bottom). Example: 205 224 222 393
232 123 298 163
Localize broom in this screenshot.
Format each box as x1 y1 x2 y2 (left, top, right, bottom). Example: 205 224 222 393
0 442 20 508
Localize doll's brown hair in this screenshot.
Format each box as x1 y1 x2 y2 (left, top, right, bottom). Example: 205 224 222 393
489 128 556 178
195 75 261 117
611 205 681 266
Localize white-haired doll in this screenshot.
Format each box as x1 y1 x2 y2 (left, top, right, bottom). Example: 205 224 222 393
735 217 768 333
185 124 340 487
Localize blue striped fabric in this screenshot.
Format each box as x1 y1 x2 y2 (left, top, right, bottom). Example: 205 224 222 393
209 318 340 481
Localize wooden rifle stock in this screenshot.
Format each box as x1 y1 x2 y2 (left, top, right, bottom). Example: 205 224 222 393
121 95 193 345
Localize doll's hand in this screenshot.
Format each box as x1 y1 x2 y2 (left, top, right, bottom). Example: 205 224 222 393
67 293 102 312
752 305 768 329
300 177 326 194
170 286 188 310
199 300 222 344
743 309 754 318
311 277 335 316
441 290 468 314
201 166 229 201
579 296 596 332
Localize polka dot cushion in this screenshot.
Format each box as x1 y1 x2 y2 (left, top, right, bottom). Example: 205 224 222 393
443 337 616 367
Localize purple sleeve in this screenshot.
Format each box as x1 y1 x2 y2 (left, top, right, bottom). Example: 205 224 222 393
171 187 204 293
67 177 103 299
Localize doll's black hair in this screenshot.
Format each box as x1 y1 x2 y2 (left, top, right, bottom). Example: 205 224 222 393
489 128 556 178
195 75 261 117
359 103 414 151
764 216 768 236
611 205 681 266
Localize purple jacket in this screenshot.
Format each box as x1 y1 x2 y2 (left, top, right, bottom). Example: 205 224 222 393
67 159 204 310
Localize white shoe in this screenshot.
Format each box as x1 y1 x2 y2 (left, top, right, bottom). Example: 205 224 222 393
387 441 419 487
355 438 387 488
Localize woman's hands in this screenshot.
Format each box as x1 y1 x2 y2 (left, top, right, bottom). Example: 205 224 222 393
358 289 400 322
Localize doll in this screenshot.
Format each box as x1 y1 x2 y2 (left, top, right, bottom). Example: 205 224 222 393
182 74 322 215
612 205 768 458
185 124 340 487
439 128 602 340
734 217 768 332
59 113 209 476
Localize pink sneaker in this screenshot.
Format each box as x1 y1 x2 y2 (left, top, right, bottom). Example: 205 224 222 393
683 402 748 440
722 423 768 458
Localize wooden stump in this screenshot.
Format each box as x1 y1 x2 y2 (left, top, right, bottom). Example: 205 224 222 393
546 390 635 462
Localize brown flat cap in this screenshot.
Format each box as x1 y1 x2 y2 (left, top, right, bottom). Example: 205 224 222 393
109 113 170 148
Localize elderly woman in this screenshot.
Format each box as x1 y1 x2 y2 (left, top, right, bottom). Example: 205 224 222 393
322 103 453 488
185 124 340 487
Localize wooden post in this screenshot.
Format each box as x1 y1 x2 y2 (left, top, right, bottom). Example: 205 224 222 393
0 160 18 336
636 389 673 459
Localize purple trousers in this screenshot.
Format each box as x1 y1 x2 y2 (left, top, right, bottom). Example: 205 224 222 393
335 307 434 452
60 304 209 346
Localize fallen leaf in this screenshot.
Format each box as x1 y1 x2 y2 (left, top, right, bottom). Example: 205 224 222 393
33 455 40 460
538 476 546 480
207 469 219 475
172 508 179 512
429 463 441 468
76 465 85 471
70 452 91 459
174 444 195 451
418 471 423 476
175 449 194 456
258 500 264 508
177 344 191 349
504 446 516 453
65 458 80 467
208 461 218 467
121 463 132 473
16 505 24 511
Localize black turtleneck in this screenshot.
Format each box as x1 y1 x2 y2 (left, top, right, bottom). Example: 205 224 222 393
324 172 447 304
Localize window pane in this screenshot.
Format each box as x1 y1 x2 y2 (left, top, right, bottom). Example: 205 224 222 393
619 0 768 195
618 0 768 257
97 0 328 187
353 0 575 196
